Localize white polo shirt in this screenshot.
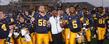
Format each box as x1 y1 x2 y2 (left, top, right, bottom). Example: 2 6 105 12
49 16 63 34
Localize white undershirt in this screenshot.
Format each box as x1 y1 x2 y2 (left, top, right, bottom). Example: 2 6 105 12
49 16 63 34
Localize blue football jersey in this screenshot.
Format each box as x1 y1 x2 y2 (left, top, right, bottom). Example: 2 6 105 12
83 15 94 28
67 15 82 32
34 12 50 33
96 13 107 27
0 17 11 39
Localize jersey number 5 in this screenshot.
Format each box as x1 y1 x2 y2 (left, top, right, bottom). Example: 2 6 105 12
38 19 47 26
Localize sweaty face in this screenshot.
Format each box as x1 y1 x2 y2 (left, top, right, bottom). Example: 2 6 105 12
69 7 76 14
38 6 46 13
19 16 25 23
98 8 103 14
83 9 89 15
52 10 58 17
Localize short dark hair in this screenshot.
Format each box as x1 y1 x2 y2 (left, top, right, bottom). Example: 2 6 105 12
69 5 74 8
38 5 48 9
69 5 76 8
38 5 48 11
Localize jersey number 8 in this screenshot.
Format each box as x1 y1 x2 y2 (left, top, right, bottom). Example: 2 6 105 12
99 19 105 24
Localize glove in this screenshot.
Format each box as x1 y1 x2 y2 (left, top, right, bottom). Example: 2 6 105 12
83 23 86 26
21 28 28 36
31 17 35 22
6 37 10 42
13 32 19 38
90 27 93 30
1 24 7 31
77 34 81 38
25 34 31 42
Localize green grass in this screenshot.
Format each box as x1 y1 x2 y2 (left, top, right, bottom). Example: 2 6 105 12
103 39 109 44
91 39 109 44
91 38 97 44
90 29 109 44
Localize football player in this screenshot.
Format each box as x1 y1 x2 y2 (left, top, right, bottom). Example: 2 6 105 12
66 6 82 44
0 10 14 44
82 7 94 44
95 7 108 44
16 14 32 44
7 18 15 44
61 7 70 44
33 5 50 44
23 10 36 44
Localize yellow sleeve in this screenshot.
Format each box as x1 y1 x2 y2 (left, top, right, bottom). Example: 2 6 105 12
65 20 68 24
1 24 7 31
80 17 84 21
93 15 97 20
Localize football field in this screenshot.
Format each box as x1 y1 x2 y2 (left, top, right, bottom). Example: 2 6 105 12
91 39 109 44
